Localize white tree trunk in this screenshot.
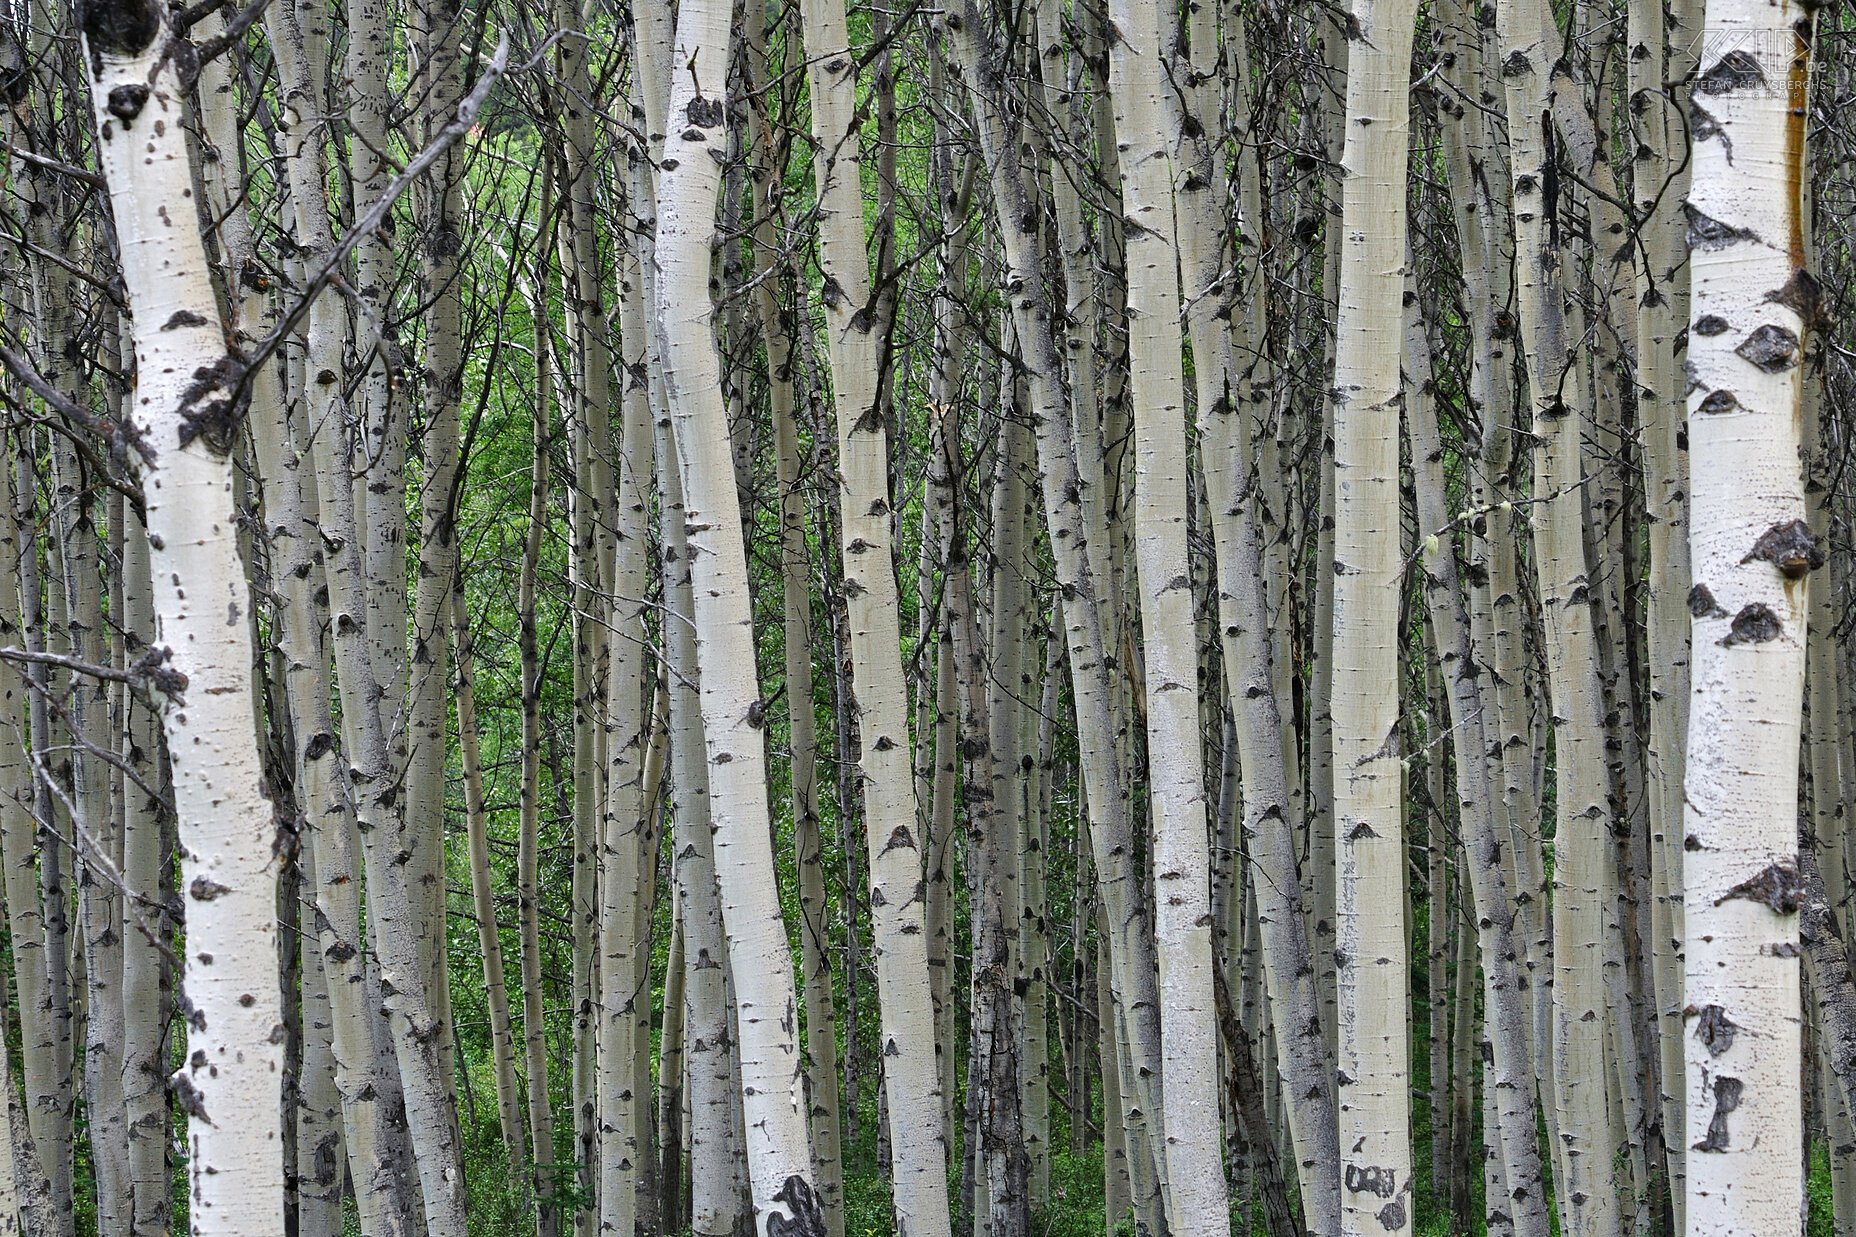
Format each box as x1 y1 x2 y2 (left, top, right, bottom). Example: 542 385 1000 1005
1329 6 1417 1231
79 5 283 1233
594 231 655 1237
1098 9 1229 1225
649 3 821 1229
659 413 744 1237
742 17 846 1204
790 0 953 1225
1682 4 1816 1232
1405 283 1549 1237
1493 5 1622 1231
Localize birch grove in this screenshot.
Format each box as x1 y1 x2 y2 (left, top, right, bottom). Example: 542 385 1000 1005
5 0 1856 1236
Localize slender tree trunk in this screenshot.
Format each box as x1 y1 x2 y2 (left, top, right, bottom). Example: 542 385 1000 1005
404 0 469 1189
601 92 663 1237
1406 278 1550 1237
80 6 283 1232
113 496 168 1237
0 438 64 1237
742 17 845 1224
1328 3 1418 1230
790 1 952 1226
1097 5 1229 1227
1493 5 1622 1230
519 226 562 1237
1801 847 1856 1133
266 4 471 1224
7 90 77 1237
661 413 746 1237
649 5 821 1227
454 593 526 1159
54 407 128 1237
1162 1 1344 1219
0 907 56 1236
940 14 1169 1227
937 402 1031 1237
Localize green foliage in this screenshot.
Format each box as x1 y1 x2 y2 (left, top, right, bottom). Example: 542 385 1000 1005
1036 1147 1110 1237
1808 1141 1835 1237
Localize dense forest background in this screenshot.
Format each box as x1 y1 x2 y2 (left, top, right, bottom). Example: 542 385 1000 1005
2 0 1855 1235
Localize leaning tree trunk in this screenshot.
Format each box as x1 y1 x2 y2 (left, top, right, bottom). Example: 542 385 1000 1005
1681 5 1817 1233
1329 1 1417 1231
78 4 283 1234
659 412 748 1237
453 593 526 1160
518 237 561 1237
649 4 822 1231
744 20 848 1199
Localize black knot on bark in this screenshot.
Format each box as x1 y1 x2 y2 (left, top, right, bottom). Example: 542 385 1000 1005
1692 1075 1743 1153
767 1175 826 1237
189 875 231 901
107 82 150 124
78 0 160 69
1698 50 1765 95
1687 1002 1738 1056
1736 323 1801 372
1344 1164 1397 1199
1742 518 1824 578
1714 857 1802 914
1721 602 1783 646
1685 204 1755 251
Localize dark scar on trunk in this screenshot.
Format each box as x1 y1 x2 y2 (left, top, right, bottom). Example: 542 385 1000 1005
1714 858 1802 914
766 1175 826 1237
1692 1075 1743 1153
1742 519 1824 579
78 0 161 74
1721 603 1782 646
1687 1003 1738 1056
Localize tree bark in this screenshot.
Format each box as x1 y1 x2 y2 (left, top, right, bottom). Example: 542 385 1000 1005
791 0 953 1227
79 5 284 1232
1329 3 1418 1231
649 4 822 1228
1681 5 1817 1232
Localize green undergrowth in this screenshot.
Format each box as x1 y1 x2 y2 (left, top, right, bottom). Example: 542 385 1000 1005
393 1098 1846 1237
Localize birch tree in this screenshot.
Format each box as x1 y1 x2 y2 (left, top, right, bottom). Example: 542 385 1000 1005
1097 7 1229 1228
793 0 953 1225
648 2 822 1228
78 4 282 1233
1681 4 1817 1232
1329 4 1417 1230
